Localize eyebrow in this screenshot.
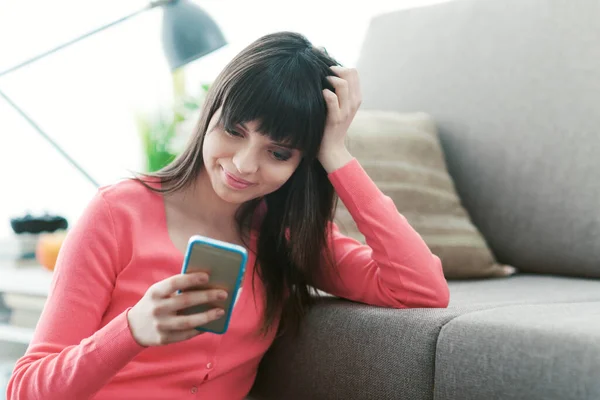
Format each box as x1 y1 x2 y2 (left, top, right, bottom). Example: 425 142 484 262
237 122 295 149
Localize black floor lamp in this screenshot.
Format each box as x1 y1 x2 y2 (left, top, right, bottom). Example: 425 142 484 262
0 0 226 188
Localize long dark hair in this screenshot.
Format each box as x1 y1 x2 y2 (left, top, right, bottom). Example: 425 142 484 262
137 31 341 336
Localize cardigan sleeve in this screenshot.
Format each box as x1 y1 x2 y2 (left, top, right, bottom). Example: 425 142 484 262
313 159 450 309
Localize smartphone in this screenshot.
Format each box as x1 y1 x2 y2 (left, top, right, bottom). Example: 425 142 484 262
178 235 248 334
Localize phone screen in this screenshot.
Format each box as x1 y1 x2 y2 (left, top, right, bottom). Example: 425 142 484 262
179 238 247 334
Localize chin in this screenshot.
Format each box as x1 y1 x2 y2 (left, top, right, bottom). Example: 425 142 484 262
216 180 266 205
212 185 249 204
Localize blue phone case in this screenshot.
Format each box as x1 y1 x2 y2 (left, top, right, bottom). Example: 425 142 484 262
179 235 248 334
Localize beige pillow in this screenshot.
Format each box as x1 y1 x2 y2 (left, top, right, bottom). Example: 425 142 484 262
335 110 515 279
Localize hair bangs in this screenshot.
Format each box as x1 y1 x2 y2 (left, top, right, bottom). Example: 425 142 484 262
219 57 327 158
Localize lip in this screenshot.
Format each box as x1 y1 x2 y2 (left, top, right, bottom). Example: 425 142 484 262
221 167 255 190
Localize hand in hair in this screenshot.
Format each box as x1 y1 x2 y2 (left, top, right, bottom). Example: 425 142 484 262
318 65 362 173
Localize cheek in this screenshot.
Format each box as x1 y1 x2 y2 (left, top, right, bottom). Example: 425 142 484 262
202 133 223 162
261 163 299 190
201 135 212 160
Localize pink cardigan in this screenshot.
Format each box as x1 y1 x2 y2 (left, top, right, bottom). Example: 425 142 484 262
7 158 449 400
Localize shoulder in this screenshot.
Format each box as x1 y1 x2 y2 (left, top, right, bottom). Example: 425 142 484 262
93 177 163 221
84 178 164 255
98 177 160 203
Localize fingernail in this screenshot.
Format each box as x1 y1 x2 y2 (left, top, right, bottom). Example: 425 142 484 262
502 265 517 275
217 291 228 300
216 309 225 317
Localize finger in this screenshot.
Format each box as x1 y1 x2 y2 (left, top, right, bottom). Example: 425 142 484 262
322 89 341 120
346 69 361 108
160 328 204 344
316 45 329 55
150 272 209 299
330 67 360 102
331 66 362 111
326 76 350 113
329 65 350 79
323 89 342 121
160 288 228 313
350 70 362 110
157 307 225 332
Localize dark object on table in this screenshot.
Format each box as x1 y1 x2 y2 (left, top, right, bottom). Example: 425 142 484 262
10 213 68 234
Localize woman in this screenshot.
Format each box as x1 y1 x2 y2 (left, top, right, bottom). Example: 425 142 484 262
7 32 449 400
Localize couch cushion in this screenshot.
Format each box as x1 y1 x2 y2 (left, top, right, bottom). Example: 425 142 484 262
356 0 600 278
336 110 513 279
434 302 600 400
448 274 600 306
250 275 600 399
251 298 470 400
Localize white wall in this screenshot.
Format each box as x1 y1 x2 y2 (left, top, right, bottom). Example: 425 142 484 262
0 0 451 238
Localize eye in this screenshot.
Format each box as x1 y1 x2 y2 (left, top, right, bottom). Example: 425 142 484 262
225 128 243 138
270 149 292 161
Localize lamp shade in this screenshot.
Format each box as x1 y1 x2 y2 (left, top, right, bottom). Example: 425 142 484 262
161 0 227 71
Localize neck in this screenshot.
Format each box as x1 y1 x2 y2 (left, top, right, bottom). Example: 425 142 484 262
177 168 240 228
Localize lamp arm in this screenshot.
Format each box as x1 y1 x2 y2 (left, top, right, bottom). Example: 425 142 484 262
0 88 101 187
0 1 172 78
0 1 177 188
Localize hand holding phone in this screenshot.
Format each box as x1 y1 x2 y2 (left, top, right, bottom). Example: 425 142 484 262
177 235 247 334
126 272 228 347
126 235 247 346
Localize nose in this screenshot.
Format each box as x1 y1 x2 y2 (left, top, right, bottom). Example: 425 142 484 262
232 146 259 175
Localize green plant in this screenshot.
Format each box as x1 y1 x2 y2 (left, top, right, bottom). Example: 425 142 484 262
136 109 178 173
136 71 210 173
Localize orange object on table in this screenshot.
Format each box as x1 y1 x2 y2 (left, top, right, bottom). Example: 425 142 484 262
35 231 67 271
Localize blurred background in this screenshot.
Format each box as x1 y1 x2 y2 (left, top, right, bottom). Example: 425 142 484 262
0 0 451 238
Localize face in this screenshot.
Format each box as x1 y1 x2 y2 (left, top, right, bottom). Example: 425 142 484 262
202 108 303 204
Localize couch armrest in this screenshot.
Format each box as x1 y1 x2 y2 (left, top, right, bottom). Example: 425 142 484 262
249 297 458 400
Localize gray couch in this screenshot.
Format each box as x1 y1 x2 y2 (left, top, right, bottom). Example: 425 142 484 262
249 0 600 399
